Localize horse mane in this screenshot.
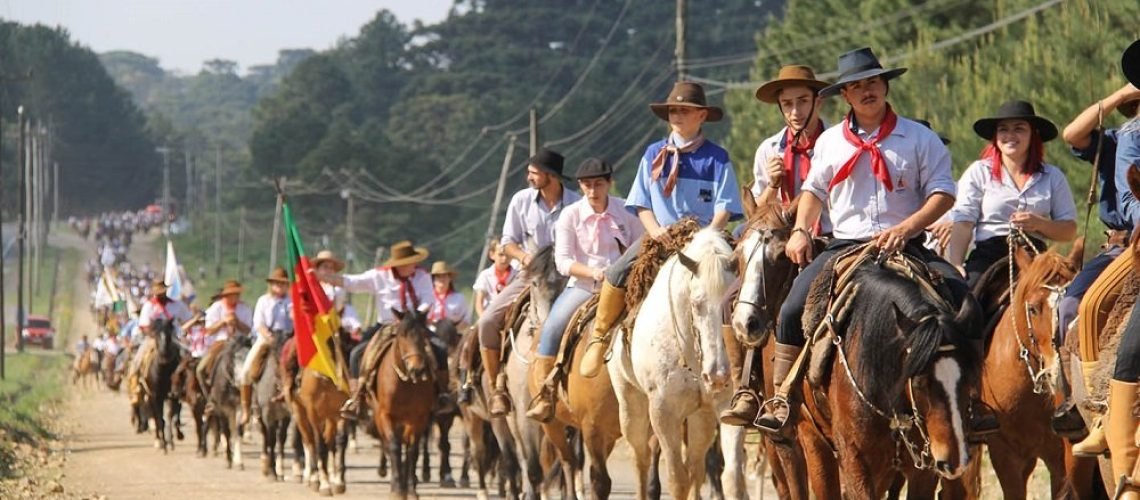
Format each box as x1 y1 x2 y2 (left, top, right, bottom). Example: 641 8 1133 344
626 218 703 309
848 265 979 404
683 228 735 303
526 245 558 278
1011 251 1067 307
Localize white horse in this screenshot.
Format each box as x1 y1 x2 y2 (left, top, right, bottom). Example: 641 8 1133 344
609 228 743 500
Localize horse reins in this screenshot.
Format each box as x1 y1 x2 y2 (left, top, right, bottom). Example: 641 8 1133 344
1006 225 1058 394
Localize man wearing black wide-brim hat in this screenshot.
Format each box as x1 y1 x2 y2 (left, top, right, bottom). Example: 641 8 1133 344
578 81 745 379
756 48 993 440
475 148 580 417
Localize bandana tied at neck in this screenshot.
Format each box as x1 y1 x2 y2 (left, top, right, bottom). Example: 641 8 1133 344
651 134 706 197
781 124 823 203
828 105 898 192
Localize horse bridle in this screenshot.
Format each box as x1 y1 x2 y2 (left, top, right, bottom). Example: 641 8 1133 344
392 333 428 383
1006 226 1067 395
732 222 794 329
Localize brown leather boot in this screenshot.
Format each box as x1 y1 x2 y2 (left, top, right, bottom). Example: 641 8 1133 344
755 343 801 433
1107 380 1140 499
579 282 626 378
482 348 511 417
435 370 458 415
720 346 760 427
1074 361 1109 457
239 384 253 426
339 378 365 421
525 356 557 423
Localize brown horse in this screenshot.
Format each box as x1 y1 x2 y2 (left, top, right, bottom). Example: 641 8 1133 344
730 195 820 499
799 252 983 499
945 243 1084 498
457 326 517 500
285 337 349 495
373 309 437 500
526 297 621 500
73 346 99 389
173 356 213 458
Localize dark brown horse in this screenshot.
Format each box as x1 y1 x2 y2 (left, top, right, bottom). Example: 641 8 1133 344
173 356 214 458
285 336 349 495
207 335 252 469
373 309 437 500
145 318 182 454
801 253 983 499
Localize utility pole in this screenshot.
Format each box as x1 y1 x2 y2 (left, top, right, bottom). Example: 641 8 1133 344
184 150 193 215
16 106 26 353
529 108 539 155
52 162 58 232
341 188 355 272
269 178 284 272
365 245 384 323
675 0 686 81
29 128 38 303
477 135 516 272
156 146 171 234
1 72 33 377
237 206 245 280
214 146 221 278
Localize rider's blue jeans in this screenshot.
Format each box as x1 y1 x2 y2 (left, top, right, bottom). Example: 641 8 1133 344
537 286 594 357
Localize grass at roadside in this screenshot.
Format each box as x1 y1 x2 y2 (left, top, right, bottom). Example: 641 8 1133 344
0 353 67 479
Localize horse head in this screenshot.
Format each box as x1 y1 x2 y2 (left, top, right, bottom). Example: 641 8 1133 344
152 318 177 362
848 265 983 480
432 318 461 350
1009 240 1083 394
673 228 737 393
392 309 432 383
732 198 801 346
526 245 567 327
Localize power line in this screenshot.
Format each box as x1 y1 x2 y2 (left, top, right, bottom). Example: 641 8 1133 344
687 0 1063 90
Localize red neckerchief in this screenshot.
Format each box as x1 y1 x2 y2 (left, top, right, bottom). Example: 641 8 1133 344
388 268 420 311
150 296 171 319
781 123 823 203
493 266 511 292
650 134 706 197
828 105 899 192
429 288 451 322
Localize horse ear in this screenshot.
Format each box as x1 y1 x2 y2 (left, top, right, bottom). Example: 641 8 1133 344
392 308 405 321
1013 244 1034 273
893 303 919 333
677 252 700 274
955 295 982 334
741 185 758 221
1067 238 1085 271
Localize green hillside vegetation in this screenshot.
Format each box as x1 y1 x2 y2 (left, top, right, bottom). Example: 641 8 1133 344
726 0 1140 249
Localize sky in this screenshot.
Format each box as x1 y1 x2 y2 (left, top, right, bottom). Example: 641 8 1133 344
0 0 453 74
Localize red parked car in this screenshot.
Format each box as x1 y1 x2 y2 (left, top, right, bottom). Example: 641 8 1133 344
22 315 55 349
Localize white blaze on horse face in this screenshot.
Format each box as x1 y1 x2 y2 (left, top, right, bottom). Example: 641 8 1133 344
731 231 763 341
932 356 969 478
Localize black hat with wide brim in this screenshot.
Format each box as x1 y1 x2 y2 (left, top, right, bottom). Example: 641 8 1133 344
819 47 907 98
575 157 613 180
1124 39 1140 89
972 100 1058 142
526 148 572 183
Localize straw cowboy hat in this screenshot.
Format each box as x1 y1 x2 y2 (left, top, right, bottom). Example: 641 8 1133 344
219 279 244 297
266 266 290 285
972 100 1058 142
151 279 167 295
649 81 724 122
312 249 345 272
430 261 459 278
820 47 907 98
383 240 429 268
754 65 831 103
526 148 572 183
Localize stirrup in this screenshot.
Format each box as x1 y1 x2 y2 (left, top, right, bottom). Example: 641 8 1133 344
339 399 359 421
754 395 791 431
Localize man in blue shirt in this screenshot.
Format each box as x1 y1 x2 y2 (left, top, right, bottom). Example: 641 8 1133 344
580 81 743 377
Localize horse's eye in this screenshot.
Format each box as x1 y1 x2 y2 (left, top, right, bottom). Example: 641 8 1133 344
1026 304 1039 316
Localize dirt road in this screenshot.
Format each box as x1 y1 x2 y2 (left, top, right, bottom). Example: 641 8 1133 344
57 231 772 499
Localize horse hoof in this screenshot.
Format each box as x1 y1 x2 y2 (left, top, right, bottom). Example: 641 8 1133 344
333 483 346 495
310 480 320 492
319 486 333 497
476 491 489 500
378 467 388 478
459 478 470 489
441 477 456 488
226 462 233 470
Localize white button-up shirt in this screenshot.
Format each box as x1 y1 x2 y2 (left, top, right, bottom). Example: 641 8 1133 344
501 187 581 254
949 160 1077 242
554 196 644 291
429 291 472 324
252 293 293 340
204 300 254 340
341 267 433 324
751 126 833 234
803 116 956 240
139 297 194 331
473 265 518 311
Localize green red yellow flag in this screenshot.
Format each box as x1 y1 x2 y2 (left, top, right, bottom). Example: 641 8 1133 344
284 202 346 391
